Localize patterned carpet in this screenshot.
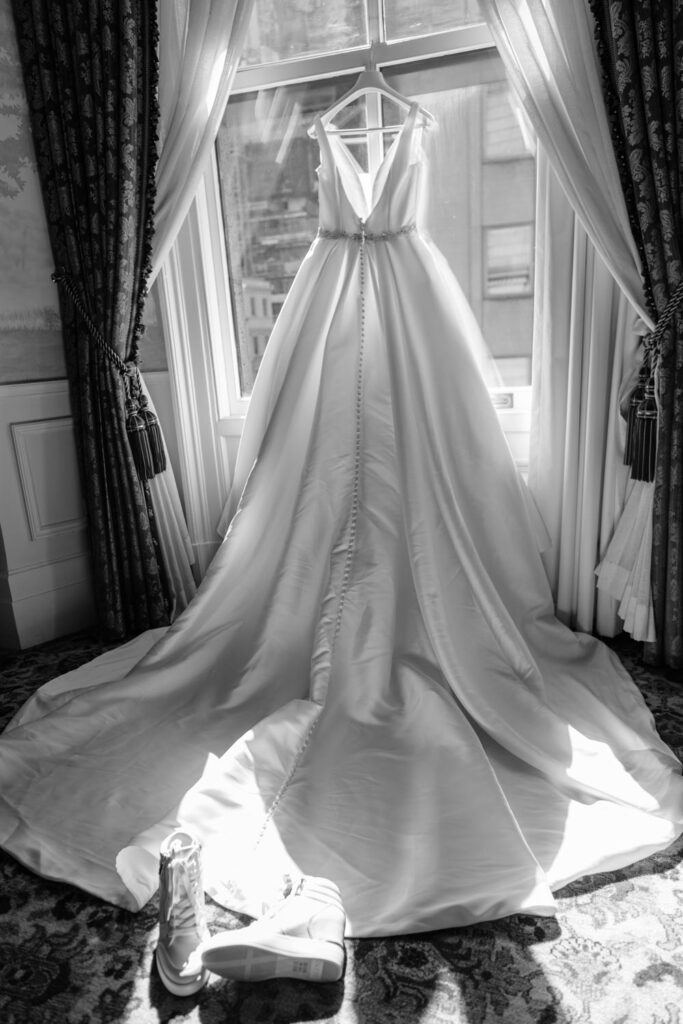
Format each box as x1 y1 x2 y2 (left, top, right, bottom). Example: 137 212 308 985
1 632 683 1024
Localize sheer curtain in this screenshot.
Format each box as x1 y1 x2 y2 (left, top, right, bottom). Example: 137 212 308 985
479 0 655 639
151 0 255 280
532 151 640 635
142 0 256 592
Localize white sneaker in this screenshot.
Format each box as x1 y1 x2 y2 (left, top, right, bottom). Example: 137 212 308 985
200 876 346 982
155 830 210 996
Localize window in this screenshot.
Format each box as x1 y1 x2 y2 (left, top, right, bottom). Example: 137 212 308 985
240 0 368 66
484 224 534 297
214 0 536 406
483 82 534 161
240 0 485 66
384 0 484 40
156 1 536 553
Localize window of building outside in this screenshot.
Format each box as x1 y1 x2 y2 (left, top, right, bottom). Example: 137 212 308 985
214 0 536 465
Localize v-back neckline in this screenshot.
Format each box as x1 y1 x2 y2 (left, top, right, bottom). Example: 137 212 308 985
316 102 419 223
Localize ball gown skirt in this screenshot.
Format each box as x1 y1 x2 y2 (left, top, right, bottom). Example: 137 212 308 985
0 105 681 937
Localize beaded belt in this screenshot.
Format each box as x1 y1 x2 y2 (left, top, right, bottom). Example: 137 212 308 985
318 222 416 242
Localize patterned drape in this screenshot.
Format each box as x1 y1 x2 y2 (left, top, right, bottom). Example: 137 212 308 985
11 0 170 637
589 0 683 669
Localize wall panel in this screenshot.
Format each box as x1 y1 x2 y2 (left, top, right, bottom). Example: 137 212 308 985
0 372 177 649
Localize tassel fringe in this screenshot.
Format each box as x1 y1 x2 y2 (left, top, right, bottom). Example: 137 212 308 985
124 366 167 481
127 409 156 481
630 378 657 483
623 280 683 483
139 402 167 474
624 363 649 469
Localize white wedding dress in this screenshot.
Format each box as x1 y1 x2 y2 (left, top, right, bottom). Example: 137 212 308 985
1 105 682 937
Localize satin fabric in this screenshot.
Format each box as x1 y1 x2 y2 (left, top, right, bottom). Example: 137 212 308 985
0 107 682 937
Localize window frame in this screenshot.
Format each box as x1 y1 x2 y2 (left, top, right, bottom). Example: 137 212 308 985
234 8 493 94
157 8 543 561
213 12 497 428
483 221 536 300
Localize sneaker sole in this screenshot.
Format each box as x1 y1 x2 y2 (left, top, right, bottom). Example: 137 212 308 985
155 946 209 997
201 935 345 983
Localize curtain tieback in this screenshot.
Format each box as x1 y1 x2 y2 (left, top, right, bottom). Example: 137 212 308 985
624 280 683 483
52 270 166 481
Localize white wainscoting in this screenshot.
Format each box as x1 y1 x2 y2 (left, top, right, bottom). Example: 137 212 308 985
0 372 178 649
0 380 93 648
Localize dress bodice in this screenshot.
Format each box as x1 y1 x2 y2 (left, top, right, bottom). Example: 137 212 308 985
315 102 423 237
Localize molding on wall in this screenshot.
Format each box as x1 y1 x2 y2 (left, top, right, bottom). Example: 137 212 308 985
0 379 73 396
0 372 180 648
0 553 95 649
0 367 180 650
0 379 91 648
11 417 87 540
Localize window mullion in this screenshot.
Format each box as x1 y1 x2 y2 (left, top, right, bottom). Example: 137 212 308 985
366 0 384 45
366 91 384 178
202 12 533 489
231 25 495 94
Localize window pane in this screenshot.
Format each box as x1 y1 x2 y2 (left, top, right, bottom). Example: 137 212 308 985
388 60 536 385
483 82 535 161
216 79 357 395
216 58 536 395
383 0 484 42
485 225 534 297
240 0 368 67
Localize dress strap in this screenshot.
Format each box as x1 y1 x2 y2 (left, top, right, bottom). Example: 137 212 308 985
404 101 420 134
394 102 421 166
314 114 336 174
314 101 421 166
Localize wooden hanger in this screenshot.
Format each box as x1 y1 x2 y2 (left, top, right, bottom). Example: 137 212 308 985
307 48 435 139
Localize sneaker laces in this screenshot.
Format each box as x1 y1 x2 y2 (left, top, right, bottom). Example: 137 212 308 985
161 844 206 941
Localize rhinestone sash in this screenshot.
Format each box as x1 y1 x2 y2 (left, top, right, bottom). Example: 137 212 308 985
318 222 416 242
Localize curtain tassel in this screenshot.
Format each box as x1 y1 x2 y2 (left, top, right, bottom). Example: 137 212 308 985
51 270 166 484
139 400 167 474
126 404 156 481
625 281 683 482
624 362 649 468
124 364 166 480
630 377 657 482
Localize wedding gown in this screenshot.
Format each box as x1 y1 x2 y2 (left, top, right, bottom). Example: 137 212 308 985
1 105 682 938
